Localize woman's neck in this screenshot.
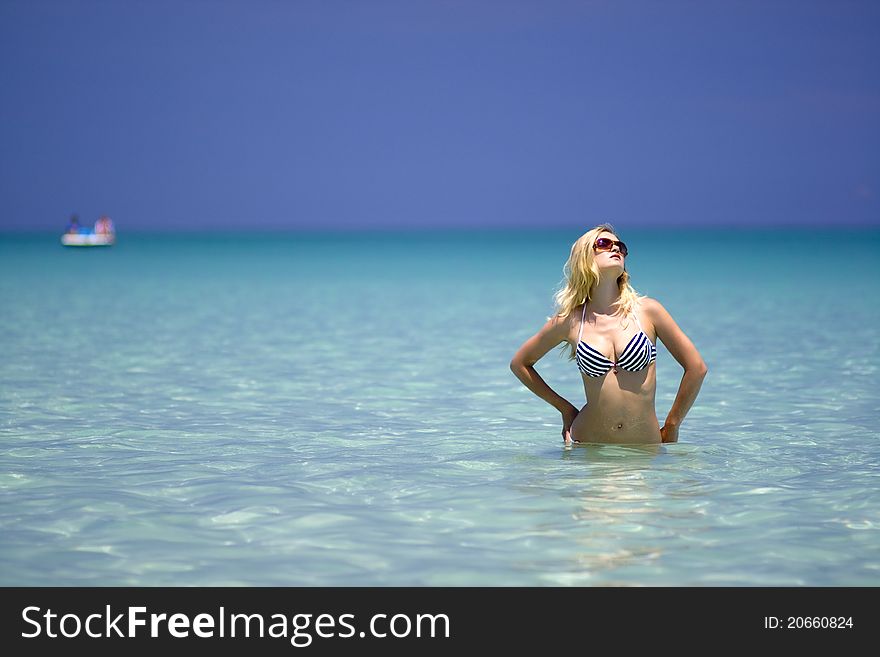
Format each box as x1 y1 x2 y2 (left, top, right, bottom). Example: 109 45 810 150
588 278 621 314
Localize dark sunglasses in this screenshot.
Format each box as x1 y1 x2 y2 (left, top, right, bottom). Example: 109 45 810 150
593 237 628 257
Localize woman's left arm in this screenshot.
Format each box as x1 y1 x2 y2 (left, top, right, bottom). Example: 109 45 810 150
642 298 708 443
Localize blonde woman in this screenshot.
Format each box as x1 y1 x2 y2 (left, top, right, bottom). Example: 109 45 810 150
510 224 707 445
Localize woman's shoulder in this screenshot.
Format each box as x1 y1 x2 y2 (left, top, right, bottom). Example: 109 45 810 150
637 297 676 323
543 308 579 338
546 308 578 326
637 295 663 308
636 296 664 318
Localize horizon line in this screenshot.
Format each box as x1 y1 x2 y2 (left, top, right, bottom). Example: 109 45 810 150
2 221 879 235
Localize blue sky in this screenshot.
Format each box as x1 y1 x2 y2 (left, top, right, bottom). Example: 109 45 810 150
1 0 877 231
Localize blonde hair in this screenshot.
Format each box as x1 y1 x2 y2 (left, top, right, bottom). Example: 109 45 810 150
554 223 643 359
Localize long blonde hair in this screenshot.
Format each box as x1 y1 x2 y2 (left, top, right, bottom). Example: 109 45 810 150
554 223 643 359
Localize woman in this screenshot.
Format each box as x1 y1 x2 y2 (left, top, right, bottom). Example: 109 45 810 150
94 215 115 235
510 224 707 445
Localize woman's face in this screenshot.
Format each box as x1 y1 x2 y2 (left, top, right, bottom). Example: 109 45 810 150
593 232 626 272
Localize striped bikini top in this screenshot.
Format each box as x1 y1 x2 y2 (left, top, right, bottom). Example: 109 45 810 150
575 303 656 377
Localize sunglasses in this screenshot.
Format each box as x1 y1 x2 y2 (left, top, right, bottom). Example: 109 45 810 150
594 237 628 257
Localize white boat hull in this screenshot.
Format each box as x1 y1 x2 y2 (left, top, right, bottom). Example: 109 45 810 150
61 233 115 247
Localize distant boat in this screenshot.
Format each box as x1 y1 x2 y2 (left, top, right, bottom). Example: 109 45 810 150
62 215 115 247
61 232 115 247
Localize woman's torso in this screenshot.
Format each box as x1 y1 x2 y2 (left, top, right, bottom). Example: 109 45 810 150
567 302 661 444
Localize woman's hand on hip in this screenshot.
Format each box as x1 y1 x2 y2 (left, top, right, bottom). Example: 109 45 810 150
660 423 679 443
561 404 579 444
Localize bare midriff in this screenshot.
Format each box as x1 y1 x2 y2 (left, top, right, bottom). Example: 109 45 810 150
570 366 661 444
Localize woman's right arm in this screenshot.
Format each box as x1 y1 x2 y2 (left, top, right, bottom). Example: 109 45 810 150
510 315 580 442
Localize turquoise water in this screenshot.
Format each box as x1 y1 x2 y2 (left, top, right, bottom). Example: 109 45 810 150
1 228 879 586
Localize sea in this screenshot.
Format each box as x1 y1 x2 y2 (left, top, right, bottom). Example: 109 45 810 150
1 227 878 586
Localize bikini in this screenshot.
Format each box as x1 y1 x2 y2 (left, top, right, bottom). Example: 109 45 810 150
575 303 656 377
